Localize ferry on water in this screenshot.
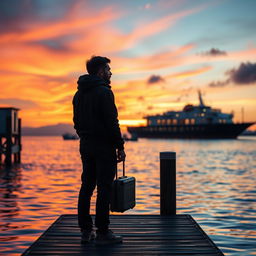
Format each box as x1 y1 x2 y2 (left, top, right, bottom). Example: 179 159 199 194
127 91 254 139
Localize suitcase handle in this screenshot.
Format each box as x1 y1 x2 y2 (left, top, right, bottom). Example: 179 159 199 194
116 161 125 179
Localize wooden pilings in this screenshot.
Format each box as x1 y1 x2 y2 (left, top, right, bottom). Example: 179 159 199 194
0 137 2 164
0 116 21 167
160 151 176 215
5 116 12 166
17 118 22 163
13 118 22 163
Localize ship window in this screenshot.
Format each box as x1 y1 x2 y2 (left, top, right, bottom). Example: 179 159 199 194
203 108 206 112
201 113 205 117
162 119 166 125
223 120 226 123
167 119 171 125
191 119 195 124
173 119 177 125
176 114 179 117
157 119 161 125
185 119 189 125
148 120 152 125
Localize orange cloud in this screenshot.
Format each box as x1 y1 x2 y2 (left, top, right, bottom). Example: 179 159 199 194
0 6 121 44
167 66 212 79
66 4 205 56
111 44 195 74
115 5 206 51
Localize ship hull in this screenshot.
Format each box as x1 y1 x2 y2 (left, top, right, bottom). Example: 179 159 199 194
127 123 254 139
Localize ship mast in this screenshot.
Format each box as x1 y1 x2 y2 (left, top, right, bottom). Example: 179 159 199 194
198 90 205 106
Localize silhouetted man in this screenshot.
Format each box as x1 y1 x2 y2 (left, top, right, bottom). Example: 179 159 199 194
73 56 125 245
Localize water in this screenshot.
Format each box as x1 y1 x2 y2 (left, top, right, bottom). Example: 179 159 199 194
0 136 256 255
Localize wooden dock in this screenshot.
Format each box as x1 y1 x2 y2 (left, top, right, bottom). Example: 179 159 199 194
22 214 224 255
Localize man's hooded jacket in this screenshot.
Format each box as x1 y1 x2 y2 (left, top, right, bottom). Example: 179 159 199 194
72 74 124 150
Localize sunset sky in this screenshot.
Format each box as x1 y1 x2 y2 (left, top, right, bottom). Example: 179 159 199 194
0 0 255 129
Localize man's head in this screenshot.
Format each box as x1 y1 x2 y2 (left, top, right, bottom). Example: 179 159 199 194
86 56 112 83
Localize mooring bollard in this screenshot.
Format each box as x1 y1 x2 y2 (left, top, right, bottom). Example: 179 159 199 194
160 152 176 215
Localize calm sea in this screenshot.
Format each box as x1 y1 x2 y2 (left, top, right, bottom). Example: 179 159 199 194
0 136 255 255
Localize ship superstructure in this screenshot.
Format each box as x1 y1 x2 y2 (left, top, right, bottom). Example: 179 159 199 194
127 91 254 139
147 91 233 127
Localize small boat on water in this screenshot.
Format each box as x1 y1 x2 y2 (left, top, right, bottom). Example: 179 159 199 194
62 133 79 140
128 91 255 139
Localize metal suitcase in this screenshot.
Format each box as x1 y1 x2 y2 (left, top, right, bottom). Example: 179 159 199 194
110 161 136 213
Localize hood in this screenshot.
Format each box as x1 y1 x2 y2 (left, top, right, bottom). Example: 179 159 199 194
77 74 110 92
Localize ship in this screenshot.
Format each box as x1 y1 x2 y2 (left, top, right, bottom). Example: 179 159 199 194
127 91 254 139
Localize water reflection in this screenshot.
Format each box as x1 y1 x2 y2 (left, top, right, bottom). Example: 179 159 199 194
0 136 255 255
0 166 21 224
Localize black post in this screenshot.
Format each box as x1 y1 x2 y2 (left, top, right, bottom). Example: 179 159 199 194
160 152 176 215
5 116 12 166
0 137 2 164
14 136 18 163
17 118 21 163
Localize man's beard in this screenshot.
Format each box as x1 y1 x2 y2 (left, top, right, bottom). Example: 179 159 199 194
103 74 111 84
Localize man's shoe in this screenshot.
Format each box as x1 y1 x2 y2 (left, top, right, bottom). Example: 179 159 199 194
95 230 123 245
81 230 96 244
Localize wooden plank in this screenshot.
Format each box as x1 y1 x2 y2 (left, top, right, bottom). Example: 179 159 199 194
22 215 224 256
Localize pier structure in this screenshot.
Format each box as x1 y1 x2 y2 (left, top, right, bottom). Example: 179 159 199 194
0 107 22 166
22 152 224 256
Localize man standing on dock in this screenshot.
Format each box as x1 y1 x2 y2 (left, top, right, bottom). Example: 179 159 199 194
72 56 125 245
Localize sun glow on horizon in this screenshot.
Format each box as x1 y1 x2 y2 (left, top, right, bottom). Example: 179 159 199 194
120 119 147 127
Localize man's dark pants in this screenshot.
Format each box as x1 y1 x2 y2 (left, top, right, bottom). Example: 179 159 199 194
78 137 116 233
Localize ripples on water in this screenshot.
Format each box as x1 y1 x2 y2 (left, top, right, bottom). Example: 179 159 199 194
0 136 255 255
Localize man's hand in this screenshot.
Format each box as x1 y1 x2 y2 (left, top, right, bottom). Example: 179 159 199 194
117 149 126 162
